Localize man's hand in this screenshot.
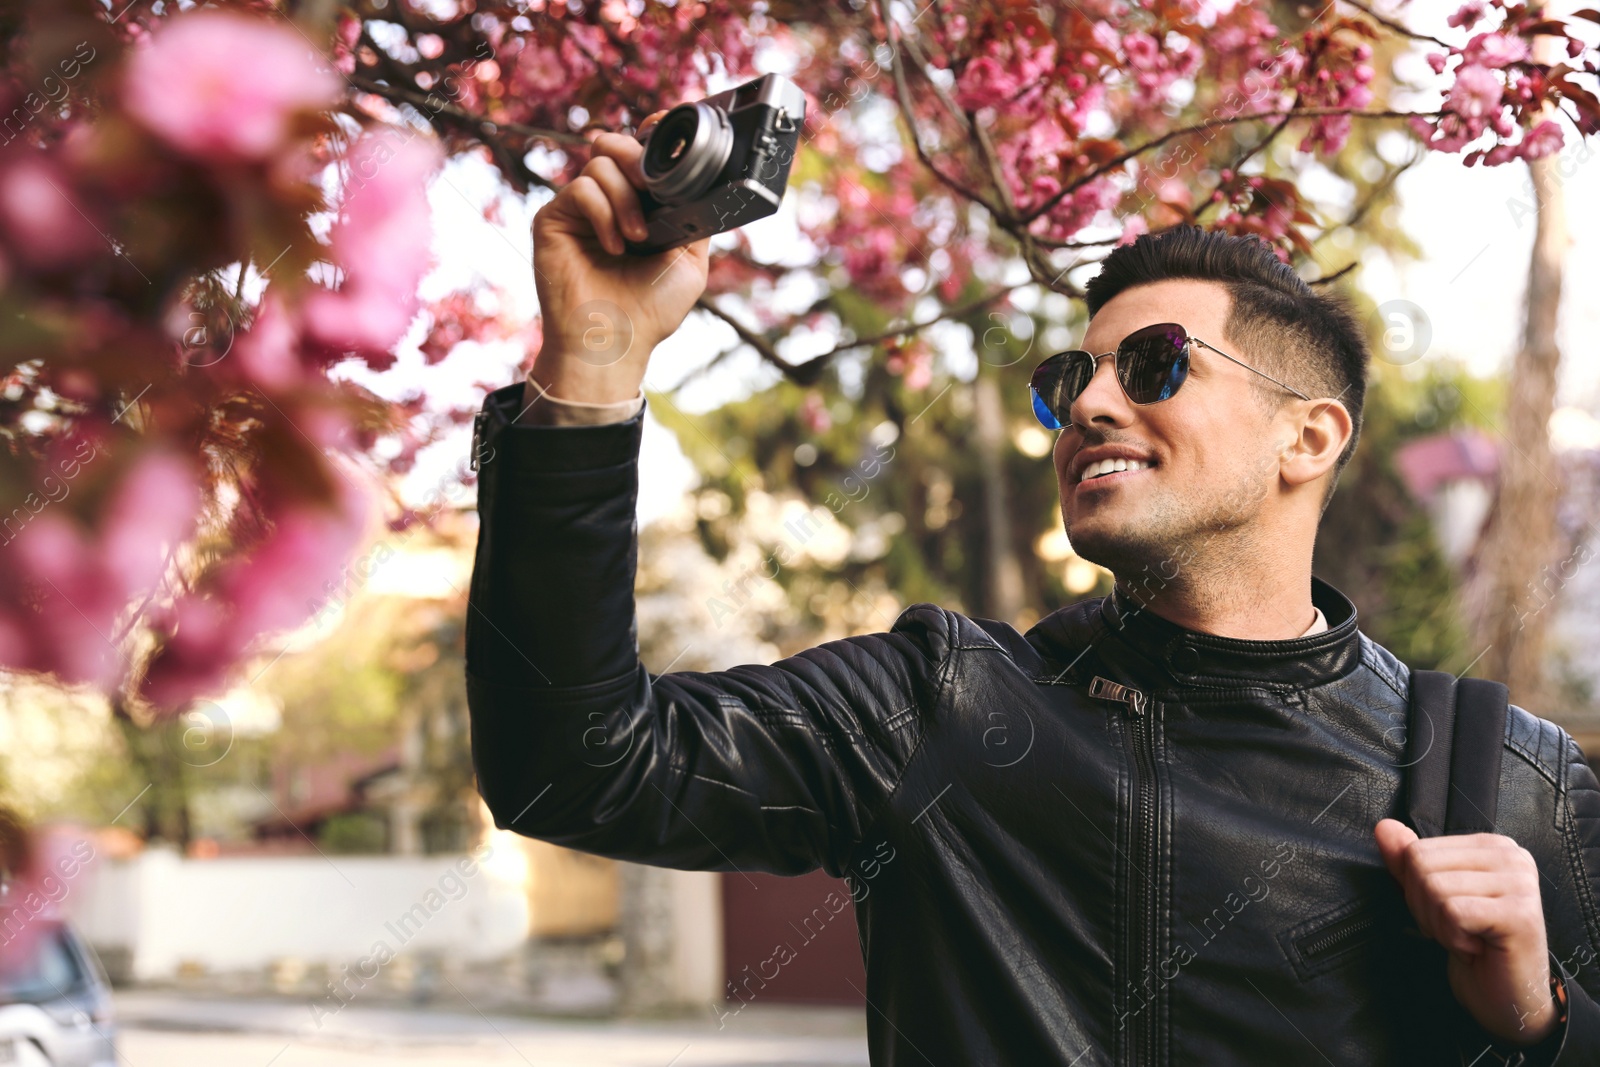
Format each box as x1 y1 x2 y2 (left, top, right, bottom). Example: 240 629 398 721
1375 818 1558 1046
528 111 712 405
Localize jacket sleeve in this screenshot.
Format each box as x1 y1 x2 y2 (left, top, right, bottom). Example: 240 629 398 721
463 383 949 878
1537 735 1600 1066
1484 733 1600 1067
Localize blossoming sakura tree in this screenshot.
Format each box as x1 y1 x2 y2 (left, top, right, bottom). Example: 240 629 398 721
0 0 1593 713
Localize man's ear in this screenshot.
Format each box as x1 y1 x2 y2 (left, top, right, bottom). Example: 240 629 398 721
1279 399 1352 490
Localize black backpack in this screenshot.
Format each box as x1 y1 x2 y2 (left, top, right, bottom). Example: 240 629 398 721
1403 669 1510 837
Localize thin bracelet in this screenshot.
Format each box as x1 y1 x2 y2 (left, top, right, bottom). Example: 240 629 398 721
522 370 644 410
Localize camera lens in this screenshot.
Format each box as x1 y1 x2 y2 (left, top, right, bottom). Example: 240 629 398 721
641 101 734 205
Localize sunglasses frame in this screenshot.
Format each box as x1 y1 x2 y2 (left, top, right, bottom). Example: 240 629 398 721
1029 322 1312 431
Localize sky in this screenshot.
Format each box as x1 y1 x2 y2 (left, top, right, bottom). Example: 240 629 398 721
360 3 1600 529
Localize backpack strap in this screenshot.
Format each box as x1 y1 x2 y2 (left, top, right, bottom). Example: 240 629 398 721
1404 669 1510 837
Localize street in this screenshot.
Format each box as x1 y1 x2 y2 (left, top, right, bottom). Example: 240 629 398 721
113 990 871 1066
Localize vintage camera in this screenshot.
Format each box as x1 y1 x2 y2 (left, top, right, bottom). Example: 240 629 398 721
626 73 806 256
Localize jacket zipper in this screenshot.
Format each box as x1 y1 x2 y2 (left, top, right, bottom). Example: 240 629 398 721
470 409 489 472
1296 909 1375 964
1090 677 1158 1066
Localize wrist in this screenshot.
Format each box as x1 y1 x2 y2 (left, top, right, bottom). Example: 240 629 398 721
1511 1001 1559 1047
527 344 648 406
1488 966 1569 1063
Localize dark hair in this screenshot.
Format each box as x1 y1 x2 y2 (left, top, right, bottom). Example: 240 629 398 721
1083 226 1368 515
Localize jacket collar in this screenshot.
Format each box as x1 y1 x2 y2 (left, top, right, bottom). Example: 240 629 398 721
1097 575 1363 691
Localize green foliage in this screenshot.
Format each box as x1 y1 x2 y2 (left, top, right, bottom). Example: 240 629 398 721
319 811 388 855
1315 357 1504 671
651 294 1100 634
259 597 413 764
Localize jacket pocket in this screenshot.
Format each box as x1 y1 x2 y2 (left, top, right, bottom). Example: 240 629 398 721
1279 899 1383 981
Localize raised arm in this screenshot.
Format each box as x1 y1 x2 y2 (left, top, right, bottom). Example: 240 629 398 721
463 120 949 878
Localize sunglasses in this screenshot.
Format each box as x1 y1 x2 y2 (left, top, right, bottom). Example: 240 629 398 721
1028 321 1312 431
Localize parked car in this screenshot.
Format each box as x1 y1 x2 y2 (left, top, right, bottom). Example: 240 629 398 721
0 921 116 1066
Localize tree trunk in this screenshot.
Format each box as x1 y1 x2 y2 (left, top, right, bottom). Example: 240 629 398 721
111 699 193 847
1462 124 1568 708
974 368 1025 623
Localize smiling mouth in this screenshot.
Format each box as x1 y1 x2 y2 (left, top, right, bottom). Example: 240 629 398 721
1076 459 1156 488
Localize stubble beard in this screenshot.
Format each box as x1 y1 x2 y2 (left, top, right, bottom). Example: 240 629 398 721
1062 469 1263 593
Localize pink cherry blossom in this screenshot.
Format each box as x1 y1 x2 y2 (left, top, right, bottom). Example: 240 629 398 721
953 27 1056 112
517 45 572 96
232 292 303 390
302 131 443 359
1461 31 1529 69
4 450 197 691
955 56 1021 110
0 157 103 269
1447 64 1502 121
142 472 372 707
1042 178 1121 242
122 10 340 162
1447 2 1488 30
800 393 831 435
100 451 200 596
1517 120 1565 160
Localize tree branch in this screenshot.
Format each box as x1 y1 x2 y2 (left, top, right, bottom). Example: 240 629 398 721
1338 0 1454 49
694 297 801 377
693 283 1026 386
1306 260 1358 284
876 0 1002 216
347 73 589 148
1020 107 1436 225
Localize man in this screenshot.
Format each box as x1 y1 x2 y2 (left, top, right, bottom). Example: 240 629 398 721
464 122 1600 1065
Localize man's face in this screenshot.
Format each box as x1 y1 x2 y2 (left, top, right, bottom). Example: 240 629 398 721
1052 278 1297 581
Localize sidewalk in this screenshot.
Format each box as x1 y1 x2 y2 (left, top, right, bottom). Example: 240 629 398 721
114 989 871 1066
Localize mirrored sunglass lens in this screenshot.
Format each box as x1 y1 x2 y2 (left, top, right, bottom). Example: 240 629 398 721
1031 388 1062 430
1119 326 1188 403
1030 353 1093 429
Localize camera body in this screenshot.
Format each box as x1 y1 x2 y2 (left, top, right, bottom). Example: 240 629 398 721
626 74 807 256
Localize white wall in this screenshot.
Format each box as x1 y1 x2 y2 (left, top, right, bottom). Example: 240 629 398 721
69 839 530 983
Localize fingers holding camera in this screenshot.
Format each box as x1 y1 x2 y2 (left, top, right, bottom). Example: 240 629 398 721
581 154 649 246
637 110 668 147
565 173 627 256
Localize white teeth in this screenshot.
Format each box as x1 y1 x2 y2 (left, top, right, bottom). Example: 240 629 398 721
1080 457 1152 481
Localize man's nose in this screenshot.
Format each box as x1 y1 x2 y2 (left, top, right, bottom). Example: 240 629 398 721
1068 352 1132 431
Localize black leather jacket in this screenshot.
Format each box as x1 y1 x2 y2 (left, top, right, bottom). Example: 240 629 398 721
465 384 1600 1065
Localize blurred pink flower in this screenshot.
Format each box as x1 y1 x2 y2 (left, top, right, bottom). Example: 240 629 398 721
517 46 572 96
956 56 1023 110
800 392 831 435
101 451 200 596
1461 32 1529 69
1447 2 1488 30
142 472 373 708
303 131 442 358
5 451 196 690
233 292 303 389
122 10 340 162
0 157 103 269
1517 120 1565 160
1118 216 1150 246
1447 64 1502 120
902 347 933 392
1044 177 1121 241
